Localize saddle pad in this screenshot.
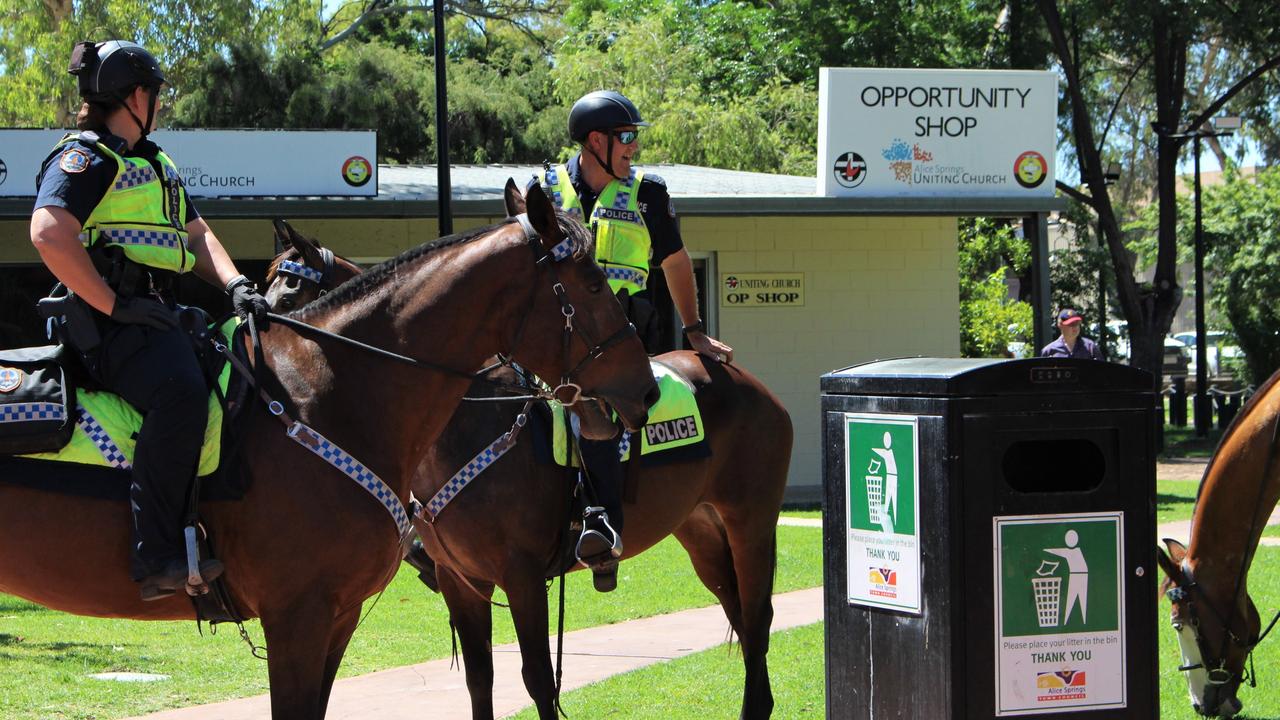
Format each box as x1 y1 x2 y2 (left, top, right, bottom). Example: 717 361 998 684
19 318 237 476
551 360 704 467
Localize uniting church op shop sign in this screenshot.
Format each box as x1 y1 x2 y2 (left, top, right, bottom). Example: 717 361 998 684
817 67 1057 198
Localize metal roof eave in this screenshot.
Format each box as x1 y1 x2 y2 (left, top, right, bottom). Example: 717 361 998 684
1 194 1066 220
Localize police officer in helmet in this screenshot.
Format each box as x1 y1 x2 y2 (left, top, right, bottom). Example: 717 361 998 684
538 90 734 590
30 40 270 601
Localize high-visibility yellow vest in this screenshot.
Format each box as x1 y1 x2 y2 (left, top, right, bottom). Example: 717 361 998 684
539 163 651 295
50 133 195 273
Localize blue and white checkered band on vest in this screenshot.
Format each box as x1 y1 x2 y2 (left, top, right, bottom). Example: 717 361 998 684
93 227 183 249
114 164 156 191
605 267 646 287
277 260 325 285
0 402 65 423
286 422 412 539
611 172 637 210
77 407 131 469
618 430 632 460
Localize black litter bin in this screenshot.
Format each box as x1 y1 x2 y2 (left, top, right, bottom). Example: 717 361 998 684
821 357 1157 719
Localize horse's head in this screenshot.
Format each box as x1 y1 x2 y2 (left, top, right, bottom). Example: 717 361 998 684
1157 537 1260 718
264 220 362 312
502 179 658 432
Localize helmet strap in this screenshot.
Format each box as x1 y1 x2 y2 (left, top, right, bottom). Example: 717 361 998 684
117 85 157 140
586 133 626 181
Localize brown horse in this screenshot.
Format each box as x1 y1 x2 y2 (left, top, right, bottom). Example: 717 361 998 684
1157 372 1280 718
265 188 793 720
0 185 658 720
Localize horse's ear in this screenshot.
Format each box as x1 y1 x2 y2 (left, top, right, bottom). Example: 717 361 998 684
272 219 292 254
504 178 527 217
523 182 561 246
290 227 327 270
1156 539 1187 583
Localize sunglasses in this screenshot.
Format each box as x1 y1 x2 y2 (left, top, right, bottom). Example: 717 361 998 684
611 130 639 145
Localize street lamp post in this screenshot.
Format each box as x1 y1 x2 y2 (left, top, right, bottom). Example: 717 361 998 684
1167 116 1240 436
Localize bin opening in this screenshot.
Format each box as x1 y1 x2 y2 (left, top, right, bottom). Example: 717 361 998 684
1002 439 1105 492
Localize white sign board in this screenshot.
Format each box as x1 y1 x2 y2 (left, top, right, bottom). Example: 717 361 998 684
994 512 1126 715
818 68 1057 197
0 129 377 197
844 413 921 614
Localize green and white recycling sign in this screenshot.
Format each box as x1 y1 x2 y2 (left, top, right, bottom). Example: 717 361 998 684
844 413 920 613
994 512 1126 715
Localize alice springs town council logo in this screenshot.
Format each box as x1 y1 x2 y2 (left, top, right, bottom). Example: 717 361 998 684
1014 150 1048 188
341 156 372 187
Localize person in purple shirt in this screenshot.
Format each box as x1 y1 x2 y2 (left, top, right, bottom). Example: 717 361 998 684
1040 308 1104 360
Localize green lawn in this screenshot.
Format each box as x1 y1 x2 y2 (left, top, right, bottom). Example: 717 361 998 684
0 526 822 719
530 546 1280 720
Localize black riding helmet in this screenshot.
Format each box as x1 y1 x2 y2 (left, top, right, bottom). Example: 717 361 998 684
568 90 648 179
68 40 166 138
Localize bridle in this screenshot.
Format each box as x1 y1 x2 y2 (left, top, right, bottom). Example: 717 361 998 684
262 214 638 405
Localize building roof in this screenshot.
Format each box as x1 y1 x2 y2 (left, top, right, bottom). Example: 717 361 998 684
1 162 1065 219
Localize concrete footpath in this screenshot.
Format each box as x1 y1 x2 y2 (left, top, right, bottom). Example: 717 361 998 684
128 587 824 720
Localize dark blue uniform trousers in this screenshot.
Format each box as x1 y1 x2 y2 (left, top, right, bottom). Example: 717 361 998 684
86 320 208 579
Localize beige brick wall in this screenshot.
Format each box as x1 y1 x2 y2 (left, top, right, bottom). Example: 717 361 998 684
681 215 960 496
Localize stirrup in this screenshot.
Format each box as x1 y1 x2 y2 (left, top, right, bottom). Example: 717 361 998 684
576 506 622 567
404 538 440 593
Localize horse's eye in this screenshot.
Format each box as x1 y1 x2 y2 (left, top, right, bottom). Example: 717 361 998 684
589 282 604 294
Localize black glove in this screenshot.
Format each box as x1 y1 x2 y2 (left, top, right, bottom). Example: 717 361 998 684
227 275 270 326
110 296 177 330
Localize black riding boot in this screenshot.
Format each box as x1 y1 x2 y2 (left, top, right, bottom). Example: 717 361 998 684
577 435 624 591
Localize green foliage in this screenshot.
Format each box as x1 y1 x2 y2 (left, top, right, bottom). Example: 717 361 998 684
552 2 815 173
0 0 290 127
1202 167 1280 384
958 218 1033 358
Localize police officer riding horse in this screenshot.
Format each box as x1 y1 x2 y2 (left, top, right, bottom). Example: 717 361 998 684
533 91 734 590
29 40 270 601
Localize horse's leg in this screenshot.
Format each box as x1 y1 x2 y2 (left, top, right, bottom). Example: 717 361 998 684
505 564 559 720
672 504 745 636
261 597 349 720
716 503 779 720
437 568 498 720
317 604 362 715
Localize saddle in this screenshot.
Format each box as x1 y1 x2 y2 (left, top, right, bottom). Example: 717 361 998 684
0 313 255 625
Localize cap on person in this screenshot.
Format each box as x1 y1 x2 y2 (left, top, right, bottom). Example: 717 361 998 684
1058 309 1083 326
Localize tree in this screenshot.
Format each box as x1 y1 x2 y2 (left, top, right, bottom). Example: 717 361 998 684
0 0 283 127
1200 167 1280 384
958 218 1033 357
1036 0 1280 380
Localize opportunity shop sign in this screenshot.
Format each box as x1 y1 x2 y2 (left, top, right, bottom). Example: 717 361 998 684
817 68 1057 197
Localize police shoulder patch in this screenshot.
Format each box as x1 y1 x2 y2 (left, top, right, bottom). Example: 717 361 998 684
59 148 91 174
0 366 23 393
644 173 667 188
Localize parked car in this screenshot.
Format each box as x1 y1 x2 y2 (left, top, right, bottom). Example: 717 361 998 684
1172 330 1241 377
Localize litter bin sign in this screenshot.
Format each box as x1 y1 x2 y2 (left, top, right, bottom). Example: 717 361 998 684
844 413 921 613
995 513 1126 715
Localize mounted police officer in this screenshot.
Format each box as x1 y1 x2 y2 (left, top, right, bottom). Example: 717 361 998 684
534 90 734 591
29 40 270 601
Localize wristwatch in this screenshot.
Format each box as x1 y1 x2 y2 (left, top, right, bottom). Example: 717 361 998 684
682 320 705 335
